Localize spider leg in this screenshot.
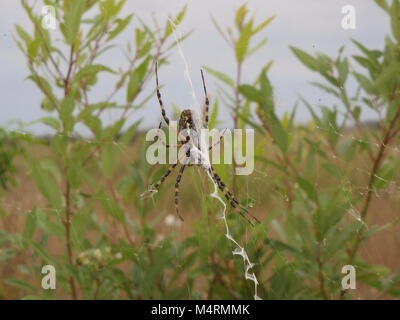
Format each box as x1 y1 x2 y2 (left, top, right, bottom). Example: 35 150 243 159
209 166 260 226
155 61 170 126
200 69 210 128
156 122 190 148
174 164 186 221
208 129 227 151
152 163 178 190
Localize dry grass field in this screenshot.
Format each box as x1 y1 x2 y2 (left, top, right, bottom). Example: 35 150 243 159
1 130 399 299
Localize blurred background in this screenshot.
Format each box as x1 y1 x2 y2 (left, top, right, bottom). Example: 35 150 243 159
0 0 390 133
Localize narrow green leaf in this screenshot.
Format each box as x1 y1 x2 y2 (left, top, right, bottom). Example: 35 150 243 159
127 56 151 102
235 4 247 29
252 15 275 35
31 241 58 265
100 196 126 223
290 46 319 71
23 210 37 242
64 0 86 45
235 20 253 62
101 143 119 178
60 95 75 134
4 278 35 292
391 0 400 42
297 177 318 203
238 85 263 102
107 14 133 41
74 64 115 82
373 158 400 189
203 66 234 88
32 162 62 208
208 100 219 129
322 163 342 178
374 62 400 88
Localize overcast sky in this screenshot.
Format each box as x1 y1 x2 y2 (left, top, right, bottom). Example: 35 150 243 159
0 0 391 134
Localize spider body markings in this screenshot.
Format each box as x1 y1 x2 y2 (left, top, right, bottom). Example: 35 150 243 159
150 62 259 226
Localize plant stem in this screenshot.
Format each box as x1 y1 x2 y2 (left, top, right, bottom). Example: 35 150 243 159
63 44 77 300
65 179 77 300
232 62 242 194
317 243 329 299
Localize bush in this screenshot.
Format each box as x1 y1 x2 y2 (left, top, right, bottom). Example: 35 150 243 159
0 0 399 300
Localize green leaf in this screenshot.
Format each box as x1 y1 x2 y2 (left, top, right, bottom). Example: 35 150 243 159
374 62 400 89
252 15 275 35
208 100 219 129
100 196 126 223
310 82 339 98
235 4 247 29
60 95 75 134
235 20 253 62
64 0 86 45
107 14 133 41
203 66 234 87
74 64 115 82
322 163 342 178
259 70 274 112
372 158 400 189
263 111 288 154
239 84 264 103
32 162 62 208
30 241 58 266
323 222 362 260
36 208 65 238
238 85 263 102
28 39 42 61
27 75 56 103
210 15 230 45
23 210 37 243
247 37 268 57
353 72 374 93
28 117 60 131
15 24 32 46
66 160 82 189
101 143 119 178
290 47 319 71
127 56 151 102
4 278 35 292
391 0 400 42
119 120 141 146
297 177 318 203
375 0 390 13
264 238 305 260
165 4 187 38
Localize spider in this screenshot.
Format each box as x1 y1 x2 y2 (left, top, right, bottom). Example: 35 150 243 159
149 62 260 226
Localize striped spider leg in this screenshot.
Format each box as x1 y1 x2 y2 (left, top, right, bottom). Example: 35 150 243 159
149 61 258 225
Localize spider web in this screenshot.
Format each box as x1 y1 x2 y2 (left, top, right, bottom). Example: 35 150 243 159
153 17 262 300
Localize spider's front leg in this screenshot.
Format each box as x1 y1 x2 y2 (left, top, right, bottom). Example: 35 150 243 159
151 163 178 191
208 166 260 226
155 62 171 126
174 164 186 221
200 70 210 128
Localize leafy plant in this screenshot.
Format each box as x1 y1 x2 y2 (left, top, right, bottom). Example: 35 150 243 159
1 0 399 300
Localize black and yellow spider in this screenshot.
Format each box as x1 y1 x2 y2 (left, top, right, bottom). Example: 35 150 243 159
149 62 259 226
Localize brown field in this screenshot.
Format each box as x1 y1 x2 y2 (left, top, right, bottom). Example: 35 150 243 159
1 132 399 299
